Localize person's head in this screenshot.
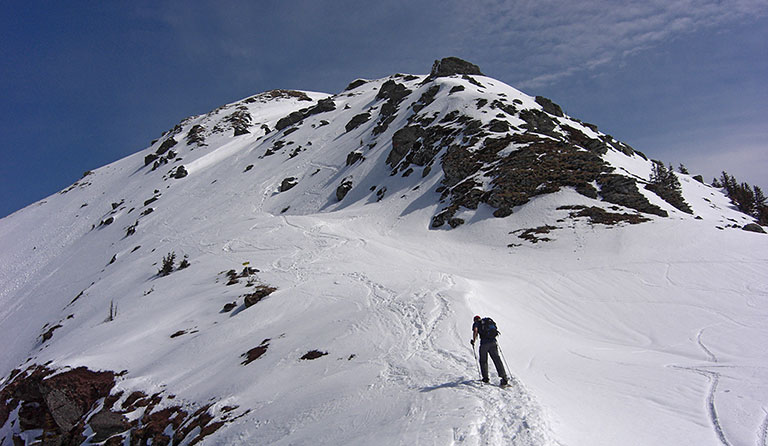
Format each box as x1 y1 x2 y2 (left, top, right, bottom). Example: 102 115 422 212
474 315 481 322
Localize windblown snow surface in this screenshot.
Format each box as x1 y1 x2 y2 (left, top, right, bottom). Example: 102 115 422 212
1 72 767 446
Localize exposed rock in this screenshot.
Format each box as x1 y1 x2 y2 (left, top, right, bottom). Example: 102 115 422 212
561 205 651 225
600 134 635 156
535 96 564 117
241 339 271 365
519 109 558 136
388 126 425 167
598 175 667 217
279 177 298 192
89 409 130 443
372 80 412 135
275 98 337 131
390 124 461 173
186 124 207 146
155 137 177 156
449 85 465 94
243 285 277 308
151 156 168 171
172 166 188 179
346 151 364 165
743 223 766 233
257 89 312 102
1 365 236 446
275 111 304 131
463 75 485 88
488 119 510 133
311 97 337 114
336 178 354 201
490 99 516 116
301 350 328 360
40 367 116 432
345 112 371 132
344 79 368 91
435 133 649 225
224 108 252 136
411 85 440 113
514 225 558 243
377 80 411 104
429 57 483 78
41 324 62 343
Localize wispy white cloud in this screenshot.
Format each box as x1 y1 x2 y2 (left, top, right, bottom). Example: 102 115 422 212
452 0 768 88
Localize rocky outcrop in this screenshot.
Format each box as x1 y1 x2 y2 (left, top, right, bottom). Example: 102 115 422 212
535 96 564 117
0 365 239 445
432 128 669 227
279 177 298 192
519 109 558 136
172 165 188 179
598 175 667 217
344 79 368 91
155 137 178 156
243 285 277 308
561 125 609 155
411 85 440 113
345 112 371 132
387 126 425 168
336 178 353 201
429 57 483 78
186 124 207 146
275 98 336 131
373 80 412 135
224 107 252 136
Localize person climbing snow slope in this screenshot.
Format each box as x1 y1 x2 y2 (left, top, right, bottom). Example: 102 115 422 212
471 315 509 386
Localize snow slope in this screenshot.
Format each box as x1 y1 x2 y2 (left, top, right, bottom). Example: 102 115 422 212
1 61 767 446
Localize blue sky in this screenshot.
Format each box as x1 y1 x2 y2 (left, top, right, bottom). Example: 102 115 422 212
1 1 766 218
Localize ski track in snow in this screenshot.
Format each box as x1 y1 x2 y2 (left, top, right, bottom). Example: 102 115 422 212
759 409 768 446
673 328 733 446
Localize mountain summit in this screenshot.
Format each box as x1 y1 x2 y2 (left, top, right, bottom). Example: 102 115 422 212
1 58 766 446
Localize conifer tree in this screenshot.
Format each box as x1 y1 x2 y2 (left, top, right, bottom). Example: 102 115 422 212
648 161 692 213
159 252 176 276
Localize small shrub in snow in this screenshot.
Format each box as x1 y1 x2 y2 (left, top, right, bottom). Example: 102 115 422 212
158 252 176 277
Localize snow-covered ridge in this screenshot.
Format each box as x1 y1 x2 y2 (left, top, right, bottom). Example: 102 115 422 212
0 57 766 446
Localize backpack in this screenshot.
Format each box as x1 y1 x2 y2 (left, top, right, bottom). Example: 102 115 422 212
478 317 499 339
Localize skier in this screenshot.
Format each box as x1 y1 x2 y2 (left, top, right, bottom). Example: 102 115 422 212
471 315 509 386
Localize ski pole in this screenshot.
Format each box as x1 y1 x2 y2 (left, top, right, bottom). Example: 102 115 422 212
498 344 513 381
471 341 482 379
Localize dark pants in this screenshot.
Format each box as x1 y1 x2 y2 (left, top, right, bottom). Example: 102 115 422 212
479 341 507 381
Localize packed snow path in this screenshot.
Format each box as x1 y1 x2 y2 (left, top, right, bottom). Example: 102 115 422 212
235 213 553 445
